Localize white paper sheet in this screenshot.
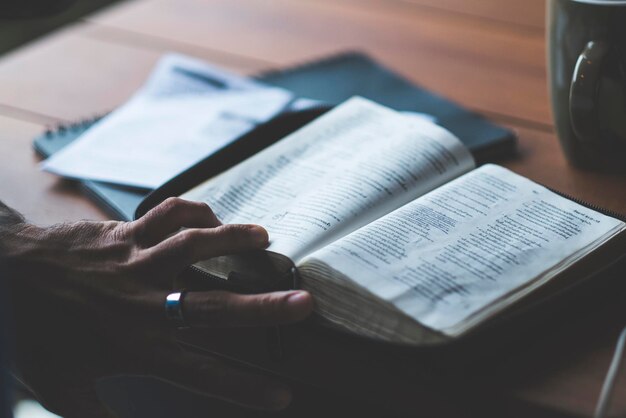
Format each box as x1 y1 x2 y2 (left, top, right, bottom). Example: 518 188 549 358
41 54 293 188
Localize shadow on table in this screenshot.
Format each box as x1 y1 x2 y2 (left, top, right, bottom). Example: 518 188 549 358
0 0 124 56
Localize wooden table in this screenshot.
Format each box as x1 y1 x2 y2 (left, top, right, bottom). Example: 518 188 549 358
1 0 625 416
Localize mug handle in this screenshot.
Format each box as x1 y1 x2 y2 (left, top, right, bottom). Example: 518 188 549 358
569 41 609 144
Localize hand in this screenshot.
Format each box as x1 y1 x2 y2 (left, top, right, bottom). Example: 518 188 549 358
2 198 313 417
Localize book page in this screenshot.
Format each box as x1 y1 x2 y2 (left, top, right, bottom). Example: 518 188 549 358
182 97 474 261
303 164 625 335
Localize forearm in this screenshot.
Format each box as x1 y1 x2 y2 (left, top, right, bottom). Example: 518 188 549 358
0 201 47 267
0 201 26 263
0 201 24 230
0 203 14 418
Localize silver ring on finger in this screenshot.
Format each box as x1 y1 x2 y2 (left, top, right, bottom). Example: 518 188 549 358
165 290 190 330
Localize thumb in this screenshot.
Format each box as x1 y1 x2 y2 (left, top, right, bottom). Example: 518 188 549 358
183 290 314 328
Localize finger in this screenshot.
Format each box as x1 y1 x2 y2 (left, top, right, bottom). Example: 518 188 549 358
146 223 270 271
133 197 222 246
183 290 313 328
153 344 292 411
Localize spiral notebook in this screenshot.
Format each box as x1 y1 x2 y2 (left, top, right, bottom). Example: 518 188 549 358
33 51 515 220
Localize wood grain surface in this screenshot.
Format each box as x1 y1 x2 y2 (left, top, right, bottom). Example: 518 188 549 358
89 0 549 125
1 0 625 416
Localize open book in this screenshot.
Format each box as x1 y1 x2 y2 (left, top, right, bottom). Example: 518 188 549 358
181 97 626 345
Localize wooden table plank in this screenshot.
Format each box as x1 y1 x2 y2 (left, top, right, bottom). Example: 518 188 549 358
88 0 549 126
0 24 269 123
504 128 626 216
400 0 546 30
0 25 162 123
0 115 106 224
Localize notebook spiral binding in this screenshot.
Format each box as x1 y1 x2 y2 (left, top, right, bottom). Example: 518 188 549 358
44 113 108 138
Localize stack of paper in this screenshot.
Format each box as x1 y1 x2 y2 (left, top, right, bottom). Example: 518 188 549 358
41 54 305 189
